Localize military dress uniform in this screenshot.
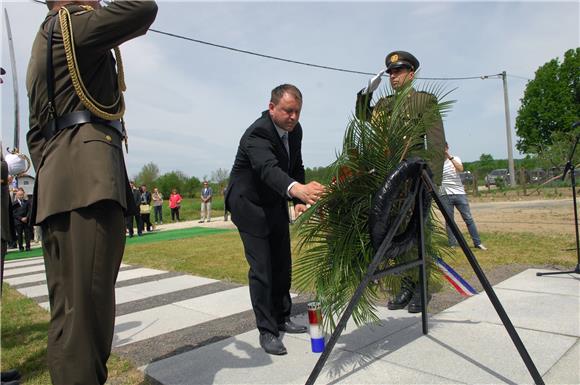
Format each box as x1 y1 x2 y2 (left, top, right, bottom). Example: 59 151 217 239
355 51 446 312
356 51 446 184
26 2 157 384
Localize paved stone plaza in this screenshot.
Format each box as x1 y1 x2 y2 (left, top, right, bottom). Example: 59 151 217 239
4 254 579 384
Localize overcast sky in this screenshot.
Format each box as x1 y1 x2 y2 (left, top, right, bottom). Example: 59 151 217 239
1 1 578 180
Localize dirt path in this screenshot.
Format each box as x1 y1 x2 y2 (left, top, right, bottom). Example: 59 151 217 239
435 198 575 235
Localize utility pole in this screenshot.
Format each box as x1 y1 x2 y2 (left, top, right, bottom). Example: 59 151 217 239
4 9 20 151
501 71 516 186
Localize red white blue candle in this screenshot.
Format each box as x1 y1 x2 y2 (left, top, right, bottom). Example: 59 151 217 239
308 301 325 353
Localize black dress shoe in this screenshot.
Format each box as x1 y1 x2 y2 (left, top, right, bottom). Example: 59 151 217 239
259 332 287 355
387 287 414 310
407 290 431 313
278 320 307 334
1 369 21 382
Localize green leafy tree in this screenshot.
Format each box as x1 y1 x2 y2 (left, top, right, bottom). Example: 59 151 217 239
516 48 580 154
210 168 230 191
184 176 202 197
155 171 188 197
135 162 160 187
305 166 333 185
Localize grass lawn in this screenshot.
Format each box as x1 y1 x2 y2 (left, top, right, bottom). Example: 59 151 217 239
1 228 577 384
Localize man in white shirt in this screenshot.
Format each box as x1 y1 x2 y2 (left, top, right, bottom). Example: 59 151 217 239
440 143 487 250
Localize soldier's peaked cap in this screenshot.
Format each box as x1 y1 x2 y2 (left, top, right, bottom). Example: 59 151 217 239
385 51 419 73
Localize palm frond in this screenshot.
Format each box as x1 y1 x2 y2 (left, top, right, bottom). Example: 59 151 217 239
295 80 455 331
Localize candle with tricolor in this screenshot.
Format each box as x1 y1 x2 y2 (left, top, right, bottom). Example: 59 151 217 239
307 301 325 353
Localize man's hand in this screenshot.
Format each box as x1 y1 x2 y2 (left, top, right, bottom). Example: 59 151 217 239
365 69 386 94
294 203 308 218
289 181 325 206
21 217 27 224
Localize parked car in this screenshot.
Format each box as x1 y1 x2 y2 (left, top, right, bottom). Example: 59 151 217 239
459 171 474 185
485 169 510 187
529 168 546 184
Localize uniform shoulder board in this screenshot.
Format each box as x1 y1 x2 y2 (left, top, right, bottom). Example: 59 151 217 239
72 10 91 15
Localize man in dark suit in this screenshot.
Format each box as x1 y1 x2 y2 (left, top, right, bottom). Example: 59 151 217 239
226 84 325 355
12 189 32 252
126 181 143 237
26 1 157 384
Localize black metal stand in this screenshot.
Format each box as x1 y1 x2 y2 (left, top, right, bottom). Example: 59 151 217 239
537 134 580 277
305 163 544 385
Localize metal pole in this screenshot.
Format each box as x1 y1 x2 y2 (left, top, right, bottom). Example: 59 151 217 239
4 9 20 151
501 71 516 186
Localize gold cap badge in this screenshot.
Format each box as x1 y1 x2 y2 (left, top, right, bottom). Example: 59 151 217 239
390 54 399 63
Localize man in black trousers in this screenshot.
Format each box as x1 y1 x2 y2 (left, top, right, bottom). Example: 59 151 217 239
226 84 325 355
12 189 32 252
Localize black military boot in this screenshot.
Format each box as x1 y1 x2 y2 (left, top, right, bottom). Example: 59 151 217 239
407 287 431 313
387 287 414 310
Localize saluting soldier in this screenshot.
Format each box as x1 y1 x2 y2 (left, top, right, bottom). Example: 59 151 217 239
355 50 446 313
26 1 157 384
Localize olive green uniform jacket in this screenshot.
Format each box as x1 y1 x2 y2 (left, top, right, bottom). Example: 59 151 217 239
26 1 158 224
356 88 447 184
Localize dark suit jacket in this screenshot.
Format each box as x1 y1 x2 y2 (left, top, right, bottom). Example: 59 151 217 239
226 111 305 237
26 1 157 224
12 198 32 227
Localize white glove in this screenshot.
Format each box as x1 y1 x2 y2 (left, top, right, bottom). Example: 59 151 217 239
365 69 386 94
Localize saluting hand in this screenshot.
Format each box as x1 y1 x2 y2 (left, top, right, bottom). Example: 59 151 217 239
365 69 386 94
290 181 325 206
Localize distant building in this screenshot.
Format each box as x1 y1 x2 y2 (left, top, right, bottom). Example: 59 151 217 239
17 174 35 197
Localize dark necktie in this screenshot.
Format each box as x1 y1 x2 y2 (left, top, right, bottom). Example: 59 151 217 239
281 133 290 167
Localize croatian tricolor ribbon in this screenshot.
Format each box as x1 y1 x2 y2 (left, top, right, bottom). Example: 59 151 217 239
436 258 478 297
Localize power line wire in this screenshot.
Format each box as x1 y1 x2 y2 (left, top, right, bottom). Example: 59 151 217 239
149 28 376 76
149 29 506 81
27 0 528 82
507 74 532 81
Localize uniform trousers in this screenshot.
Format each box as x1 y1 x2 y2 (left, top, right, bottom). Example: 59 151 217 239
41 200 125 385
239 220 292 337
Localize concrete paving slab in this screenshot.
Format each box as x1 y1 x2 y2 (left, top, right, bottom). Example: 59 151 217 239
359 320 576 384
15 283 47 298
174 287 256 317
113 304 215 348
142 328 461 385
3 257 44 268
4 272 47 286
543 339 580 384
285 308 421 352
115 275 218 304
116 267 169 282
495 269 580 297
434 289 580 337
113 286 294 348
3 264 46 277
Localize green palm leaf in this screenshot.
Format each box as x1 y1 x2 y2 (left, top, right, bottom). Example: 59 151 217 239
295 79 455 330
